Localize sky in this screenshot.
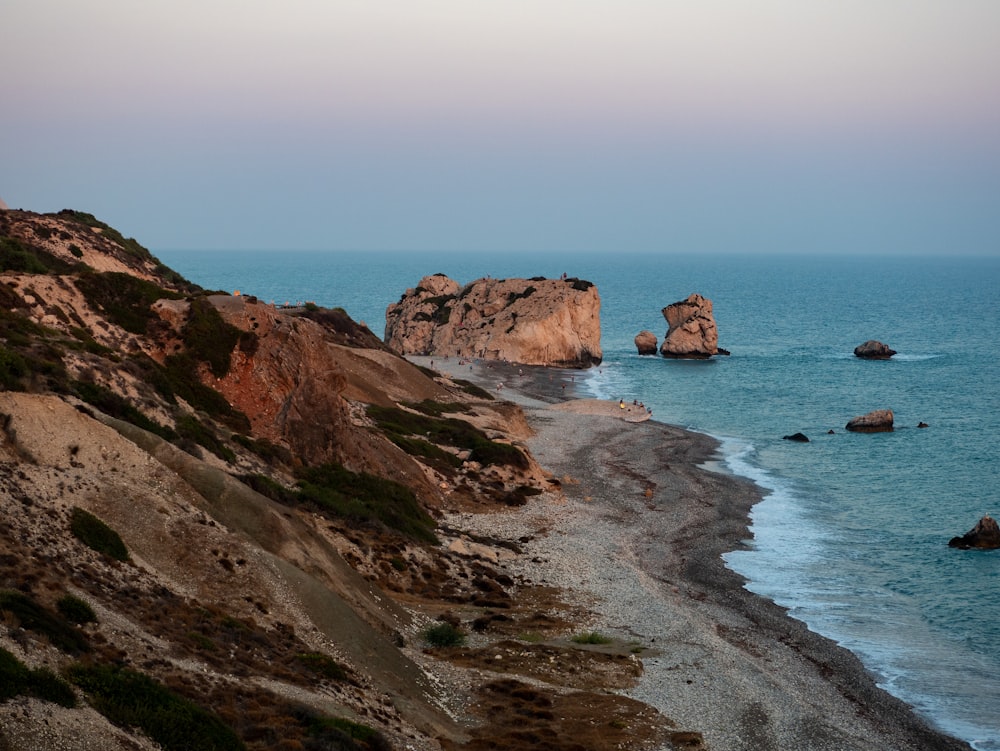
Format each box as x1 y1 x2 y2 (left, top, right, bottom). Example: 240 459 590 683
3 1 999 255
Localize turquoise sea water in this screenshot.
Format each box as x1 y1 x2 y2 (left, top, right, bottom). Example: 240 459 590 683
158 249 1000 749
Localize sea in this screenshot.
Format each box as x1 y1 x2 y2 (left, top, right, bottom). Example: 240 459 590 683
157 248 1000 749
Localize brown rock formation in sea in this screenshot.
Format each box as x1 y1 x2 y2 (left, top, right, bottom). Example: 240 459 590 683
634 330 658 355
949 515 1000 549
845 408 895 432
854 340 897 359
659 293 720 358
385 273 602 367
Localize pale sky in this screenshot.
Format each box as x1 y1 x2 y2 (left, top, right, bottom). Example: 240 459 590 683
3 1 999 255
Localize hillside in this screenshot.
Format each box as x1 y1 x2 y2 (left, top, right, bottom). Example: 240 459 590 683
0 209 665 751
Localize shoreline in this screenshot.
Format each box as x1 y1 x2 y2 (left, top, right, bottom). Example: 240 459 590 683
417 356 972 751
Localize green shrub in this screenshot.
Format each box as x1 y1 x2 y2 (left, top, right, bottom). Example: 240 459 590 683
26 667 77 707
293 705 391 751
69 506 129 562
56 594 97 624
296 463 438 544
162 354 251 433
404 399 471 416
76 271 183 334
181 297 252 378
67 663 245 751
0 646 29 701
232 434 292 464
0 591 90 654
366 405 527 468
57 210 152 261
0 344 30 391
454 379 494 400
423 622 466 648
571 631 613 645
0 647 76 707
295 652 348 682
386 435 462 473
238 473 299 505
175 414 235 463
73 380 177 440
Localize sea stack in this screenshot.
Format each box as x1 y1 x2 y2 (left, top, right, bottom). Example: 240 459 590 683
385 274 602 367
634 330 658 355
659 293 720 359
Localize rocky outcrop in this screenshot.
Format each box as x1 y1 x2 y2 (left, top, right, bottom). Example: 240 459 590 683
845 409 894 433
783 432 810 442
660 294 720 359
854 340 897 359
948 515 1000 549
635 330 658 355
385 274 602 367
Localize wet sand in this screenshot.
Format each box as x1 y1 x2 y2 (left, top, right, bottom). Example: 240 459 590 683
419 356 972 751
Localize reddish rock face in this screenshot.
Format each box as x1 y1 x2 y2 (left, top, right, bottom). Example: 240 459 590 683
659 294 719 358
384 274 602 368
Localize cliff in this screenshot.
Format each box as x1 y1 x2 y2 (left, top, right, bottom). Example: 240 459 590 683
0 209 626 751
384 274 602 367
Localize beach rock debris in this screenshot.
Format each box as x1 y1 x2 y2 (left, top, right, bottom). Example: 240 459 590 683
385 273 602 368
845 409 894 433
854 340 897 359
948 515 1000 549
660 293 722 359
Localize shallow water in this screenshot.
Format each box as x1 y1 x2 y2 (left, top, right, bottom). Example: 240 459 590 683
158 248 1000 748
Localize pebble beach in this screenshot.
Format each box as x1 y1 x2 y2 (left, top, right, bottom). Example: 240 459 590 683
419 356 972 751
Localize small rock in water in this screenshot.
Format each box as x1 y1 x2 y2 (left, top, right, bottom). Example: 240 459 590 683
948 515 1000 549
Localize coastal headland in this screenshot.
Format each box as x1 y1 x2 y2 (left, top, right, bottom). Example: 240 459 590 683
414 355 972 751
0 208 973 750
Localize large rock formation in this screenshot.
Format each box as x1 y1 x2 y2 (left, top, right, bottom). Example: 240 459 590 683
385 274 602 367
660 293 720 358
949 515 1000 549
845 409 894 433
854 340 897 359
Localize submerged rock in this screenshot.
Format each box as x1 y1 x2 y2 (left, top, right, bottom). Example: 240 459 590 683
854 340 897 359
782 432 810 442
949 515 1000 549
845 409 894 433
659 293 720 359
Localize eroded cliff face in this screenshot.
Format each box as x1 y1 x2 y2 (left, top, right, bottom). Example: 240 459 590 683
385 274 602 367
0 210 657 751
